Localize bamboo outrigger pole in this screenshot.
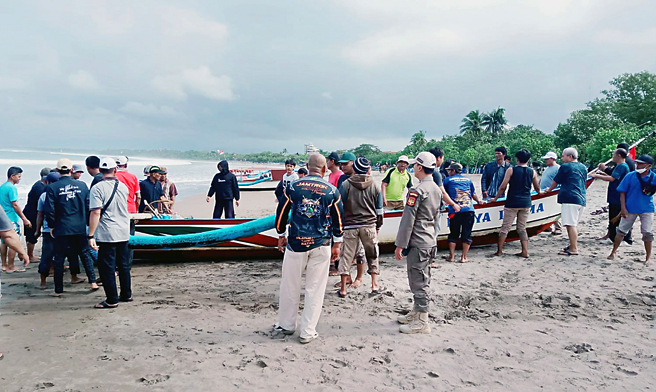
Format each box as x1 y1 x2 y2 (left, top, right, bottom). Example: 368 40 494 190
591 128 656 173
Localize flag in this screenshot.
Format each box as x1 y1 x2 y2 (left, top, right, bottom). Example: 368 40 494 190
629 146 636 160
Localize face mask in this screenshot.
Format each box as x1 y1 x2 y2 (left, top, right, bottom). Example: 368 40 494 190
636 168 648 174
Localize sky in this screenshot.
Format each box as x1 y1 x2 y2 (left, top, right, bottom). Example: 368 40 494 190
1 0 655 154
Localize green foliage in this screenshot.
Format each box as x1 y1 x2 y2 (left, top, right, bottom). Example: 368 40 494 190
459 110 484 137
601 71 656 127
554 110 626 150
496 125 557 161
582 127 640 164
482 107 508 135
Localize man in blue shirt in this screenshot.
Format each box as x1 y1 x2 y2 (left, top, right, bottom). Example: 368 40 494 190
540 152 562 235
608 154 656 267
139 166 166 213
543 147 588 256
591 148 632 244
443 162 484 263
0 166 32 273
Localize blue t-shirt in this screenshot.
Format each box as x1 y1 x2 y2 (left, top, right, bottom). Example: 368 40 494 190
616 172 656 214
37 192 50 232
540 164 560 190
0 181 19 223
607 162 630 205
553 162 587 206
443 174 476 214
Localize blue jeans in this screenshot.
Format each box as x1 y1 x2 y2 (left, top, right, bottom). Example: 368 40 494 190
53 234 96 293
38 233 55 275
97 241 132 304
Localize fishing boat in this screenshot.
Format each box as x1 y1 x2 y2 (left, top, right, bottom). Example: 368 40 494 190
131 179 592 261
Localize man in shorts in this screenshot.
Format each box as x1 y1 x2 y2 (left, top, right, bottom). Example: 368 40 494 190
0 167 32 272
608 154 656 266
543 147 588 256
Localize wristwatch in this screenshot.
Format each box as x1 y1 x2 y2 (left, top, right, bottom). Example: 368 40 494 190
87 235 94 239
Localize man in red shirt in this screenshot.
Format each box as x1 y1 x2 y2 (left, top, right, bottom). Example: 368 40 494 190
115 156 140 213
327 152 343 187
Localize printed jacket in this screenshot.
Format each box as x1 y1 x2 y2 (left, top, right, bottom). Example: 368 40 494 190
208 160 240 201
45 176 90 236
339 174 384 229
275 174 344 252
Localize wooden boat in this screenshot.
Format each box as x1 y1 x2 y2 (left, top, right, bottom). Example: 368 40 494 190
132 179 592 261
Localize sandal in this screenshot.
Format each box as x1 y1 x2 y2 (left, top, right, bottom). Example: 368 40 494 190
337 290 347 298
94 301 118 309
370 286 387 295
558 249 579 256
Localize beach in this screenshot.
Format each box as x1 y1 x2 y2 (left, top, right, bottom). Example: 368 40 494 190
1 177 655 391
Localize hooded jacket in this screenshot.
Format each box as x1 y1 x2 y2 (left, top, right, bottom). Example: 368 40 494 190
208 160 240 201
339 174 384 229
45 175 90 236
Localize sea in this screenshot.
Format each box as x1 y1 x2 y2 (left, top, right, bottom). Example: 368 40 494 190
0 148 277 207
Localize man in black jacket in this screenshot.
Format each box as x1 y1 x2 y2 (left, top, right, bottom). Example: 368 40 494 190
481 146 511 199
206 160 240 218
45 158 98 296
22 167 50 261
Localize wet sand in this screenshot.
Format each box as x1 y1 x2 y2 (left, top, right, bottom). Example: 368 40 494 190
1 179 655 391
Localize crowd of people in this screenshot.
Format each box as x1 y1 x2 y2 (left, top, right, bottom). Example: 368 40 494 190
271 141 655 343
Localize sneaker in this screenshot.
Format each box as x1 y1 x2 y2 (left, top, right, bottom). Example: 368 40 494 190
299 335 318 344
399 312 431 334
272 324 295 336
397 309 419 324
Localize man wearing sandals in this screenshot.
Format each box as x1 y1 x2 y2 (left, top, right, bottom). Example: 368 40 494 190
543 147 588 256
607 154 656 267
88 157 132 308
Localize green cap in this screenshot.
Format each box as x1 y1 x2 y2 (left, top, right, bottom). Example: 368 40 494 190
338 152 356 163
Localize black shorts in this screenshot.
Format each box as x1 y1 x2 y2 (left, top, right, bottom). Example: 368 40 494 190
448 211 475 245
24 221 38 244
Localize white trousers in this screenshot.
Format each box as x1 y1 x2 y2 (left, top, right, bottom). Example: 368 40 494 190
277 245 331 339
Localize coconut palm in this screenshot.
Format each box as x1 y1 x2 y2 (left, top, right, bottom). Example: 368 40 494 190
482 107 508 136
459 110 484 136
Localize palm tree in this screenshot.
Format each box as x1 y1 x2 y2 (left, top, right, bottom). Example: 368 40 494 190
459 110 484 136
481 107 508 136
410 130 427 148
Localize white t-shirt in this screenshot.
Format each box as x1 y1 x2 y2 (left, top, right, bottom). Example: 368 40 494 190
282 173 299 188
90 179 131 243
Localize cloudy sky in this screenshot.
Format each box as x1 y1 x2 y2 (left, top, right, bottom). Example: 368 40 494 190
1 0 655 154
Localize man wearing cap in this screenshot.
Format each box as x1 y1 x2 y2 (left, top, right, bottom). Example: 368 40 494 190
36 172 60 289
139 166 166 213
0 166 32 273
338 157 384 297
22 167 51 262
327 152 344 188
85 156 104 188
543 147 588 256
72 164 85 180
394 152 442 334
608 154 656 266
591 149 632 245
382 155 413 211
88 157 132 308
158 167 178 213
336 152 356 189
540 151 562 235
46 158 98 296
482 147 511 200
115 156 141 214
273 154 344 344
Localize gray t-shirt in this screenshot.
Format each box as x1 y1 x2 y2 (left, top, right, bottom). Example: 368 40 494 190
0 206 13 232
90 179 130 243
540 164 560 190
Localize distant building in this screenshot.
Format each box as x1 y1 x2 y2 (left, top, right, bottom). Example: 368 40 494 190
305 142 320 154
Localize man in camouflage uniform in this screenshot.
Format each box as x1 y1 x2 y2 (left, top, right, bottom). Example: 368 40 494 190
394 152 442 334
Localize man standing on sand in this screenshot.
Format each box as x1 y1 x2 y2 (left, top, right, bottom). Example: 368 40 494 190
273 154 343 344
85 156 104 188
543 147 588 256
159 167 178 213
115 156 141 214
382 155 413 210
482 147 511 200
394 152 442 334
327 152 343 187
491 149 541 258
540 152 562 235
1 167 32 273
336 152 356 189
88 158 133 308
608 154 656 267
0 206 30 360
591 149 632 245
72 164 85 180
140 166 166 213
338 157 384 297
207 161 240 218
22 167 50 262
36 172 60 289
46 158 99 296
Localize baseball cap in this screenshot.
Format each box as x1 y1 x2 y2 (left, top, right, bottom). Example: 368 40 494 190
40 167 51 178
56 158 73 171
72 164 85 173
635 154 655 165
116 156 129 166
408 152 436 169
149 165 165 174
447 162 463 173
338 152 356 163
327 152 341 162
45 172 60 183
160 166 168 174
397 155 410 164
541 151 557 160
353 157 371 174
99 157 117 170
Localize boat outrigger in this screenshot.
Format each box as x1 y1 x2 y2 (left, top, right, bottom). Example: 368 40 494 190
130 179 593 261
